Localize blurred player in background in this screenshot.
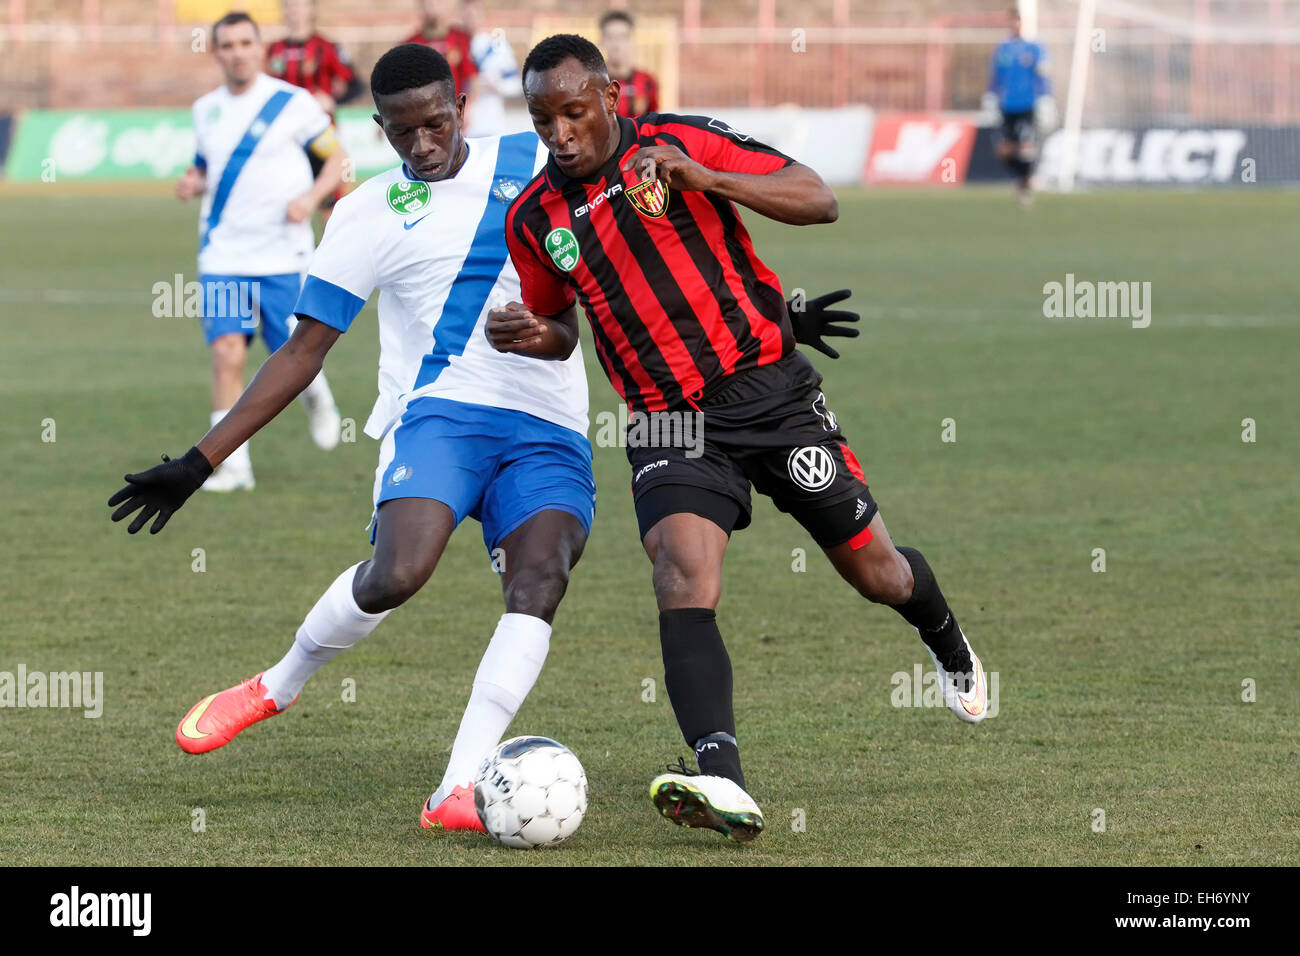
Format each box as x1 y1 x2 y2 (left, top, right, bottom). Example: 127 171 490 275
599 10 658 117
407 0 478 110
462 0 519 137
266 0 363 220
982 7 1055 208
112 44 595 835
176 11 344 491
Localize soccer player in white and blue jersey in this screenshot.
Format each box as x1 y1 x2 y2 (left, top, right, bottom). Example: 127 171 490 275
982 7 1055 207
109 44 595 833
178 12 345 491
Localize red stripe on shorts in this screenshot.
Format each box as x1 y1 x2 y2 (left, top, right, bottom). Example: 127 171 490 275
839 442 867 484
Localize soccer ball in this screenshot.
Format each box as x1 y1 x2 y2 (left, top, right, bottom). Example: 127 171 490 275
473 736 588 849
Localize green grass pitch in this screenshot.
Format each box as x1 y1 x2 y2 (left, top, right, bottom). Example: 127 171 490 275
1 186 1296 865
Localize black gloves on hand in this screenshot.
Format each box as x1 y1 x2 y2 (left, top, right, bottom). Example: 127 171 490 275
108 446 213 535
787 289 860 360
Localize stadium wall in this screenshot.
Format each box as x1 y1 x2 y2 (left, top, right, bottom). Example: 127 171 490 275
5 107 1297 188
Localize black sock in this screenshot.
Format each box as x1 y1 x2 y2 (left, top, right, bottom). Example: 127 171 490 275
892 547 961 657
693 732 744 788
659 608 745 788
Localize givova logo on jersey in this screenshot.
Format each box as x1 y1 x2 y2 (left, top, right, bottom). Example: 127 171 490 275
387 180 431 216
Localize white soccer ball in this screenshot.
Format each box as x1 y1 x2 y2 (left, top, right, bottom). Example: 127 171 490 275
473 736 588 849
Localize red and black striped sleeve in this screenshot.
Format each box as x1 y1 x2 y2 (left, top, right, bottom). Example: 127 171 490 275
638 113 795 176
506 180 576 318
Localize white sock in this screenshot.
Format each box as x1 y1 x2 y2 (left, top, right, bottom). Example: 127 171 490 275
261 564 391 709
432 613 551 804
211 408 252 472
300 369 335 409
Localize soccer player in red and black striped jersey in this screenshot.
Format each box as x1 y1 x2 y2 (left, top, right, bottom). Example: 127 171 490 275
406 0 478 101
599 10 659 117
266 0 361 215
490 35 990 843
267 0 361 116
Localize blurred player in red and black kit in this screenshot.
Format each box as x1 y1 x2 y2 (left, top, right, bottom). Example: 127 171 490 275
489 35 989 843
599 10 658 117
266 0 361 218
406 0 478 102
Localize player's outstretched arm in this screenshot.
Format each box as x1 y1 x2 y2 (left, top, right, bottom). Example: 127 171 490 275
485 302 580 360
107 318 340 534
622 146 837 226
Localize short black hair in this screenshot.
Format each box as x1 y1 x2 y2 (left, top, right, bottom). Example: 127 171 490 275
599 10 635 32
370 43 456 98
522 34 608 83
212 11 258 45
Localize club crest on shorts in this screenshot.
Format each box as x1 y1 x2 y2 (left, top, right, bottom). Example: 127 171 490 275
390 463 412 485
626 179 669 219
387 180 431 216
787 446 836 492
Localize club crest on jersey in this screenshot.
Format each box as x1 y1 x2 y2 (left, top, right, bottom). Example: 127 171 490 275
387 180 431 216
787 446 836 492
491 177 523 204
626 179 669 219
545 227 580 272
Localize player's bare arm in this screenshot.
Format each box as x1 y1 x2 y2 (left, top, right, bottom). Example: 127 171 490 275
288 143 347 222
485 301 580 360
197 316 340 464
176 165 206 201
621 144 837 225
108 317 340 534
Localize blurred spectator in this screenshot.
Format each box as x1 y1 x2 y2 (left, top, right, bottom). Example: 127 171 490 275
406 0 478 100
599 10 658 117
462 0 519 136
266 0 362 118
266 0 360 216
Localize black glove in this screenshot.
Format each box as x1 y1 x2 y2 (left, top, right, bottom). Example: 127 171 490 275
786 289 860 360
108 446 213 535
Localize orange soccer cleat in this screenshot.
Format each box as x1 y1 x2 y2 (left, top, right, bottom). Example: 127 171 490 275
175 672 295 754
420 784 487 832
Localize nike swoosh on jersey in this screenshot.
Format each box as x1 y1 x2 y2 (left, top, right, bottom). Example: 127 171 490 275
179 693 219 739
403 214 432 230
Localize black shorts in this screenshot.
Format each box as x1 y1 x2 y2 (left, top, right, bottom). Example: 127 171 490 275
626 349 878 549
1000 110 1037 148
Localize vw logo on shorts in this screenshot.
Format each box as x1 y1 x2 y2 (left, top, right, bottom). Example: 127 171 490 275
787 446 836 492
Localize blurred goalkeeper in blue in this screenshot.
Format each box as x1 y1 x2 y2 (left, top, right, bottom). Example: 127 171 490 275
983 7 1056 207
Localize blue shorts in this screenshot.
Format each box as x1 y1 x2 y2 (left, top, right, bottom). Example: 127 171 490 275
198 272 303 353
371 397 596 554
